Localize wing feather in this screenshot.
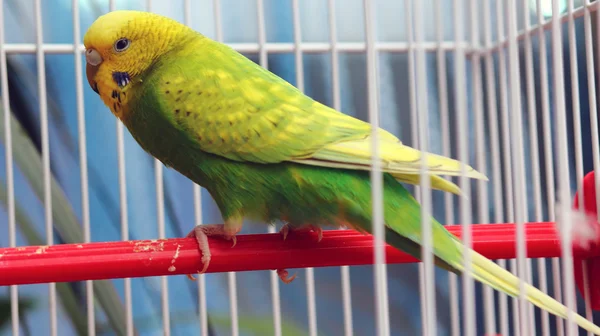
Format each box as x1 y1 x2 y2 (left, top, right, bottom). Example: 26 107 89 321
155 41 487 193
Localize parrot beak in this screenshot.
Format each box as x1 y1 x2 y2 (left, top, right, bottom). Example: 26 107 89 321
85 48 102 95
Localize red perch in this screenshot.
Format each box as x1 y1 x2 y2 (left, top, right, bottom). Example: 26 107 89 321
1 221 599 287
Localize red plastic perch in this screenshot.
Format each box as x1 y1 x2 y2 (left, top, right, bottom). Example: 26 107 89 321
1 222 599 286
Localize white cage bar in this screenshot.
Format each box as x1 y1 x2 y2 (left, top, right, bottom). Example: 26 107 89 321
1 0 599 336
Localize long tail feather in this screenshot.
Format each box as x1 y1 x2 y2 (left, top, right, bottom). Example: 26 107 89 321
450 242 600 334
391 173 462 195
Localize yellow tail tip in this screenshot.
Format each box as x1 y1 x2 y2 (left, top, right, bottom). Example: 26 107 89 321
453 245 600 334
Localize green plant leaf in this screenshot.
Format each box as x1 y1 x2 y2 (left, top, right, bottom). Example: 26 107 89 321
0 295 36 332
97 310 307 336
211 315 307 336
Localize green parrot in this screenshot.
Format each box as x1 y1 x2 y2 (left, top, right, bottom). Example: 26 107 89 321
83 10 600 333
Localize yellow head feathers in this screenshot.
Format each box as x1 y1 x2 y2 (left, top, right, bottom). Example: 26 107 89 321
83 10 195 110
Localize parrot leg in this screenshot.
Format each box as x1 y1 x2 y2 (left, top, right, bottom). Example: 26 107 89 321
276 268 297 284
279 223 323 242
275 222 322 284
186 222 241 281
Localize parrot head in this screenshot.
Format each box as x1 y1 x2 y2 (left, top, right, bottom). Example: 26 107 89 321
83 10 193 115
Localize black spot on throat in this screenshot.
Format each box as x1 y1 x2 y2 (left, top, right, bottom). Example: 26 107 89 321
112 72 131 88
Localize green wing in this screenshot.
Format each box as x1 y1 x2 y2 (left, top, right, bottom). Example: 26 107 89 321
149 40 369 164
147 38 486 193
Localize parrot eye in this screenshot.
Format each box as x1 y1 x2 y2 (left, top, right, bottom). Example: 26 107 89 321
113 38 131 52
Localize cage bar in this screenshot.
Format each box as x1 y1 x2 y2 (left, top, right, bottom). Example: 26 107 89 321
33 0 57 334
326 1 354 335
0 0 18 335
71 1 94 335
471 0 498 334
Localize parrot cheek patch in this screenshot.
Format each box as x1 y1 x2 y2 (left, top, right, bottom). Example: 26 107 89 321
112 71 131 88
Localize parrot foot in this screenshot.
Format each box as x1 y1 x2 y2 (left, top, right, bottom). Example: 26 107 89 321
279 223 323 242
185 224 238 281
276 268 297 284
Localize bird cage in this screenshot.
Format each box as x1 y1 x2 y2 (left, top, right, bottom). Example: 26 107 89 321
1 0 600 336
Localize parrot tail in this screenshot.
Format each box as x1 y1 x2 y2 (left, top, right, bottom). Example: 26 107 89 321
344 170 599 333
449 240 600 334
390 173 462 195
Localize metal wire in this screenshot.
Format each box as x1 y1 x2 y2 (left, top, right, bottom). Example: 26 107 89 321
0 1 18 335
452 1 475 335
533 1 565 335
565 1 593 334
139 1 172 333
410 1 436 335
506 1 532 335
403 2 427 333
155 85 172 331
550 0 577 333
482 1 508 333
493 2 523 334
583 2 599 335
192 1 209 335
523 0 551 334
0 1 596 56
105 1 134 335
592 0 600 291
204 1 241 334
327 1 354 335
433 1 460 334
485 8 513 333
589 7 600 336
141 2 172 334
290 2 318 335
1 42 472 54
253 1 283 335
363 1 390 336
33 1 57 334
194 181 208 336
408 11 435 336
72 1 95 335
469 0 497 334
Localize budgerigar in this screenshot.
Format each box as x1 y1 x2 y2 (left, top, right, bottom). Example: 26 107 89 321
83 10 600 333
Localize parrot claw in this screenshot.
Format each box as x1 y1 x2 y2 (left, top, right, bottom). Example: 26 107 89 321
185 224 238 280
276 269 297 284
279 223 323 242
279 224 290 241
315 227 323 242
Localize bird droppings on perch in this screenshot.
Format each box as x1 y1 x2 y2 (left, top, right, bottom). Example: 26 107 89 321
169 244 182 273
34 246 48 255
133 240 166 253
